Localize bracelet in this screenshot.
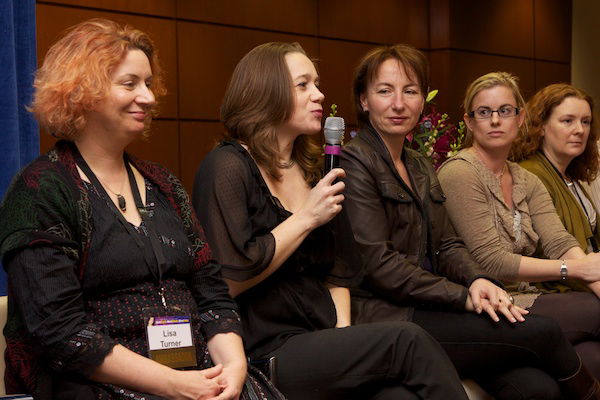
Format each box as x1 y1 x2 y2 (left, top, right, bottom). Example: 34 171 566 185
560 260 568 280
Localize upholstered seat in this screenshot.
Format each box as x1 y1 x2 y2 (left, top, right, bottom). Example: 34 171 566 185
0 296 32 399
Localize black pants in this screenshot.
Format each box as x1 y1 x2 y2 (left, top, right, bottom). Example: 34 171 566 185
529 291 600 378
269 321 469 400
413 310 580 400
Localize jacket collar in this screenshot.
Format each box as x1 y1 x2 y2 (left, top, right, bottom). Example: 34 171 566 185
356 122 428 202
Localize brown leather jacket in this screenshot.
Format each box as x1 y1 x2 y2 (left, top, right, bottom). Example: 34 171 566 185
341 124 500 322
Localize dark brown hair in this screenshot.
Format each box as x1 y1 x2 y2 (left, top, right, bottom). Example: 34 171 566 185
30 18 165 139
220 42 321 184
511 83 599 182
353 44 429 127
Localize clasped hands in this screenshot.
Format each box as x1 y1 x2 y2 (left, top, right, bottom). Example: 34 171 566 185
165 362 245 400
465 278 528 323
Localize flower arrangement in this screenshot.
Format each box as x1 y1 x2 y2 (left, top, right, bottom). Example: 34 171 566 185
407 90 465 170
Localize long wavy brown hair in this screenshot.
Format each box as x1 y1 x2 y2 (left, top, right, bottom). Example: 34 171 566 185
511 83 599 182
220 42 322 184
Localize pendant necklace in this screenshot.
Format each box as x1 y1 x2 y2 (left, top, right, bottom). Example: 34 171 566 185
98 172 128 212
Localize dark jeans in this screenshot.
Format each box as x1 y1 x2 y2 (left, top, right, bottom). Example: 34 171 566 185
413 310 580 400
529 291 600 378
269 321 468 400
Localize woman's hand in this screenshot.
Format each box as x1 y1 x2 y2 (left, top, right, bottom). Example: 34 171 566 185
206 332 247 400
466 278 528 323
296 168 346 230
588 280 600 299
570 252 600 282
163 364 225 400
212 362 247 400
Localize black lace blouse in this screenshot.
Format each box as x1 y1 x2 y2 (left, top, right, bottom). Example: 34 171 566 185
5 176 241 394
193 141 362 359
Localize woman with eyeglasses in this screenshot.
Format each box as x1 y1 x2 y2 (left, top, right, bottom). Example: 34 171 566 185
438 72 600 379
342 47 600 398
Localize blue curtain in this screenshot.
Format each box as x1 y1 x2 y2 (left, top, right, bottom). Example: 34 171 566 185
0 0 38 296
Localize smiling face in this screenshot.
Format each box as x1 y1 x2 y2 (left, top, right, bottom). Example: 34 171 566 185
465 85 525 153
86 49 156 140
279 52 324 137
541 96 592 166
360 58 424 143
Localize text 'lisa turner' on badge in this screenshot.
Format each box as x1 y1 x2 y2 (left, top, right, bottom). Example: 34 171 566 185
146 315 197 368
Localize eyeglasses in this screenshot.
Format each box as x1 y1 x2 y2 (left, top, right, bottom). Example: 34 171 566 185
468 105 520 119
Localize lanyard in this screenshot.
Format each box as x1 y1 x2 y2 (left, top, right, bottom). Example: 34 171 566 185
72 145 169 307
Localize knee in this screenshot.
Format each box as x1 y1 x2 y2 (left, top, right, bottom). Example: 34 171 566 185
374 321 446 357
481 367 562 400
376 321 432 342
501 377 561 400
519 314 565 349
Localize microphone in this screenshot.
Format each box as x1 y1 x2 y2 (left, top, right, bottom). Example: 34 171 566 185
323 116 345 175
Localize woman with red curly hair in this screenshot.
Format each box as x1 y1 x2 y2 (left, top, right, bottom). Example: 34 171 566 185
0 19 283 400
513 84 600 253
511 83 600 376
439 73 600 382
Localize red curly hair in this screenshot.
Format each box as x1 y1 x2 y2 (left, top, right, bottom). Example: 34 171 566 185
30 18 166 139
511 83 599 182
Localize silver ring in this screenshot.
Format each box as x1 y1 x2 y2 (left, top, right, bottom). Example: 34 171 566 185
509 295 514 304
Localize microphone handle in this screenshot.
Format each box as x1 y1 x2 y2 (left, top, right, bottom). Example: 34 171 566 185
323 153 340 175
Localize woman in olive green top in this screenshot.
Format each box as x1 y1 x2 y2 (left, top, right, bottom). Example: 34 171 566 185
438 72 600 377
512 83 600 254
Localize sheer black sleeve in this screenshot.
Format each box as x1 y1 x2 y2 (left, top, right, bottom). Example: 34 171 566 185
192 146 276 281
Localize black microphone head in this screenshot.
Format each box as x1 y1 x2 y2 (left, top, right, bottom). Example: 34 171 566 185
324 116 345 145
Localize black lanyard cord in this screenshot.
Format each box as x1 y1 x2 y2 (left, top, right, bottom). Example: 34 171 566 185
72 145 168 291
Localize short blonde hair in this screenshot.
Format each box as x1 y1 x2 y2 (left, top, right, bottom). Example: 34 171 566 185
30 18 166 139
462 72 527 147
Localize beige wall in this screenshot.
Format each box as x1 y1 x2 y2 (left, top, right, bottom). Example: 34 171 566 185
572 0 600 103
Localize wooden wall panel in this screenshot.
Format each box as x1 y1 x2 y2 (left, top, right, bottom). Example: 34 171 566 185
179 121 224 193
319 0 428 47
430 51 535 120
318 39 377 125
38 0 176 16
534 0 571 62
39 121 180 178
429 0 451 48
39 130 57 154
127 121 180 176
535 61 571 92
34 0 573 180
178 22 318 120
36 4 178 118
447 0 534 57
177 0 318 35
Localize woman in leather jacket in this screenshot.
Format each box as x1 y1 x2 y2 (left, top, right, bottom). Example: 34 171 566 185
193 41 471 400
340 43 599 400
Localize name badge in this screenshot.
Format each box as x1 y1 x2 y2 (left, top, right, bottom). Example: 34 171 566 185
146 315 197 368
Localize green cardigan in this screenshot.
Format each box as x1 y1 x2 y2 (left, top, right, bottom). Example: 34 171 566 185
519 151 600 252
